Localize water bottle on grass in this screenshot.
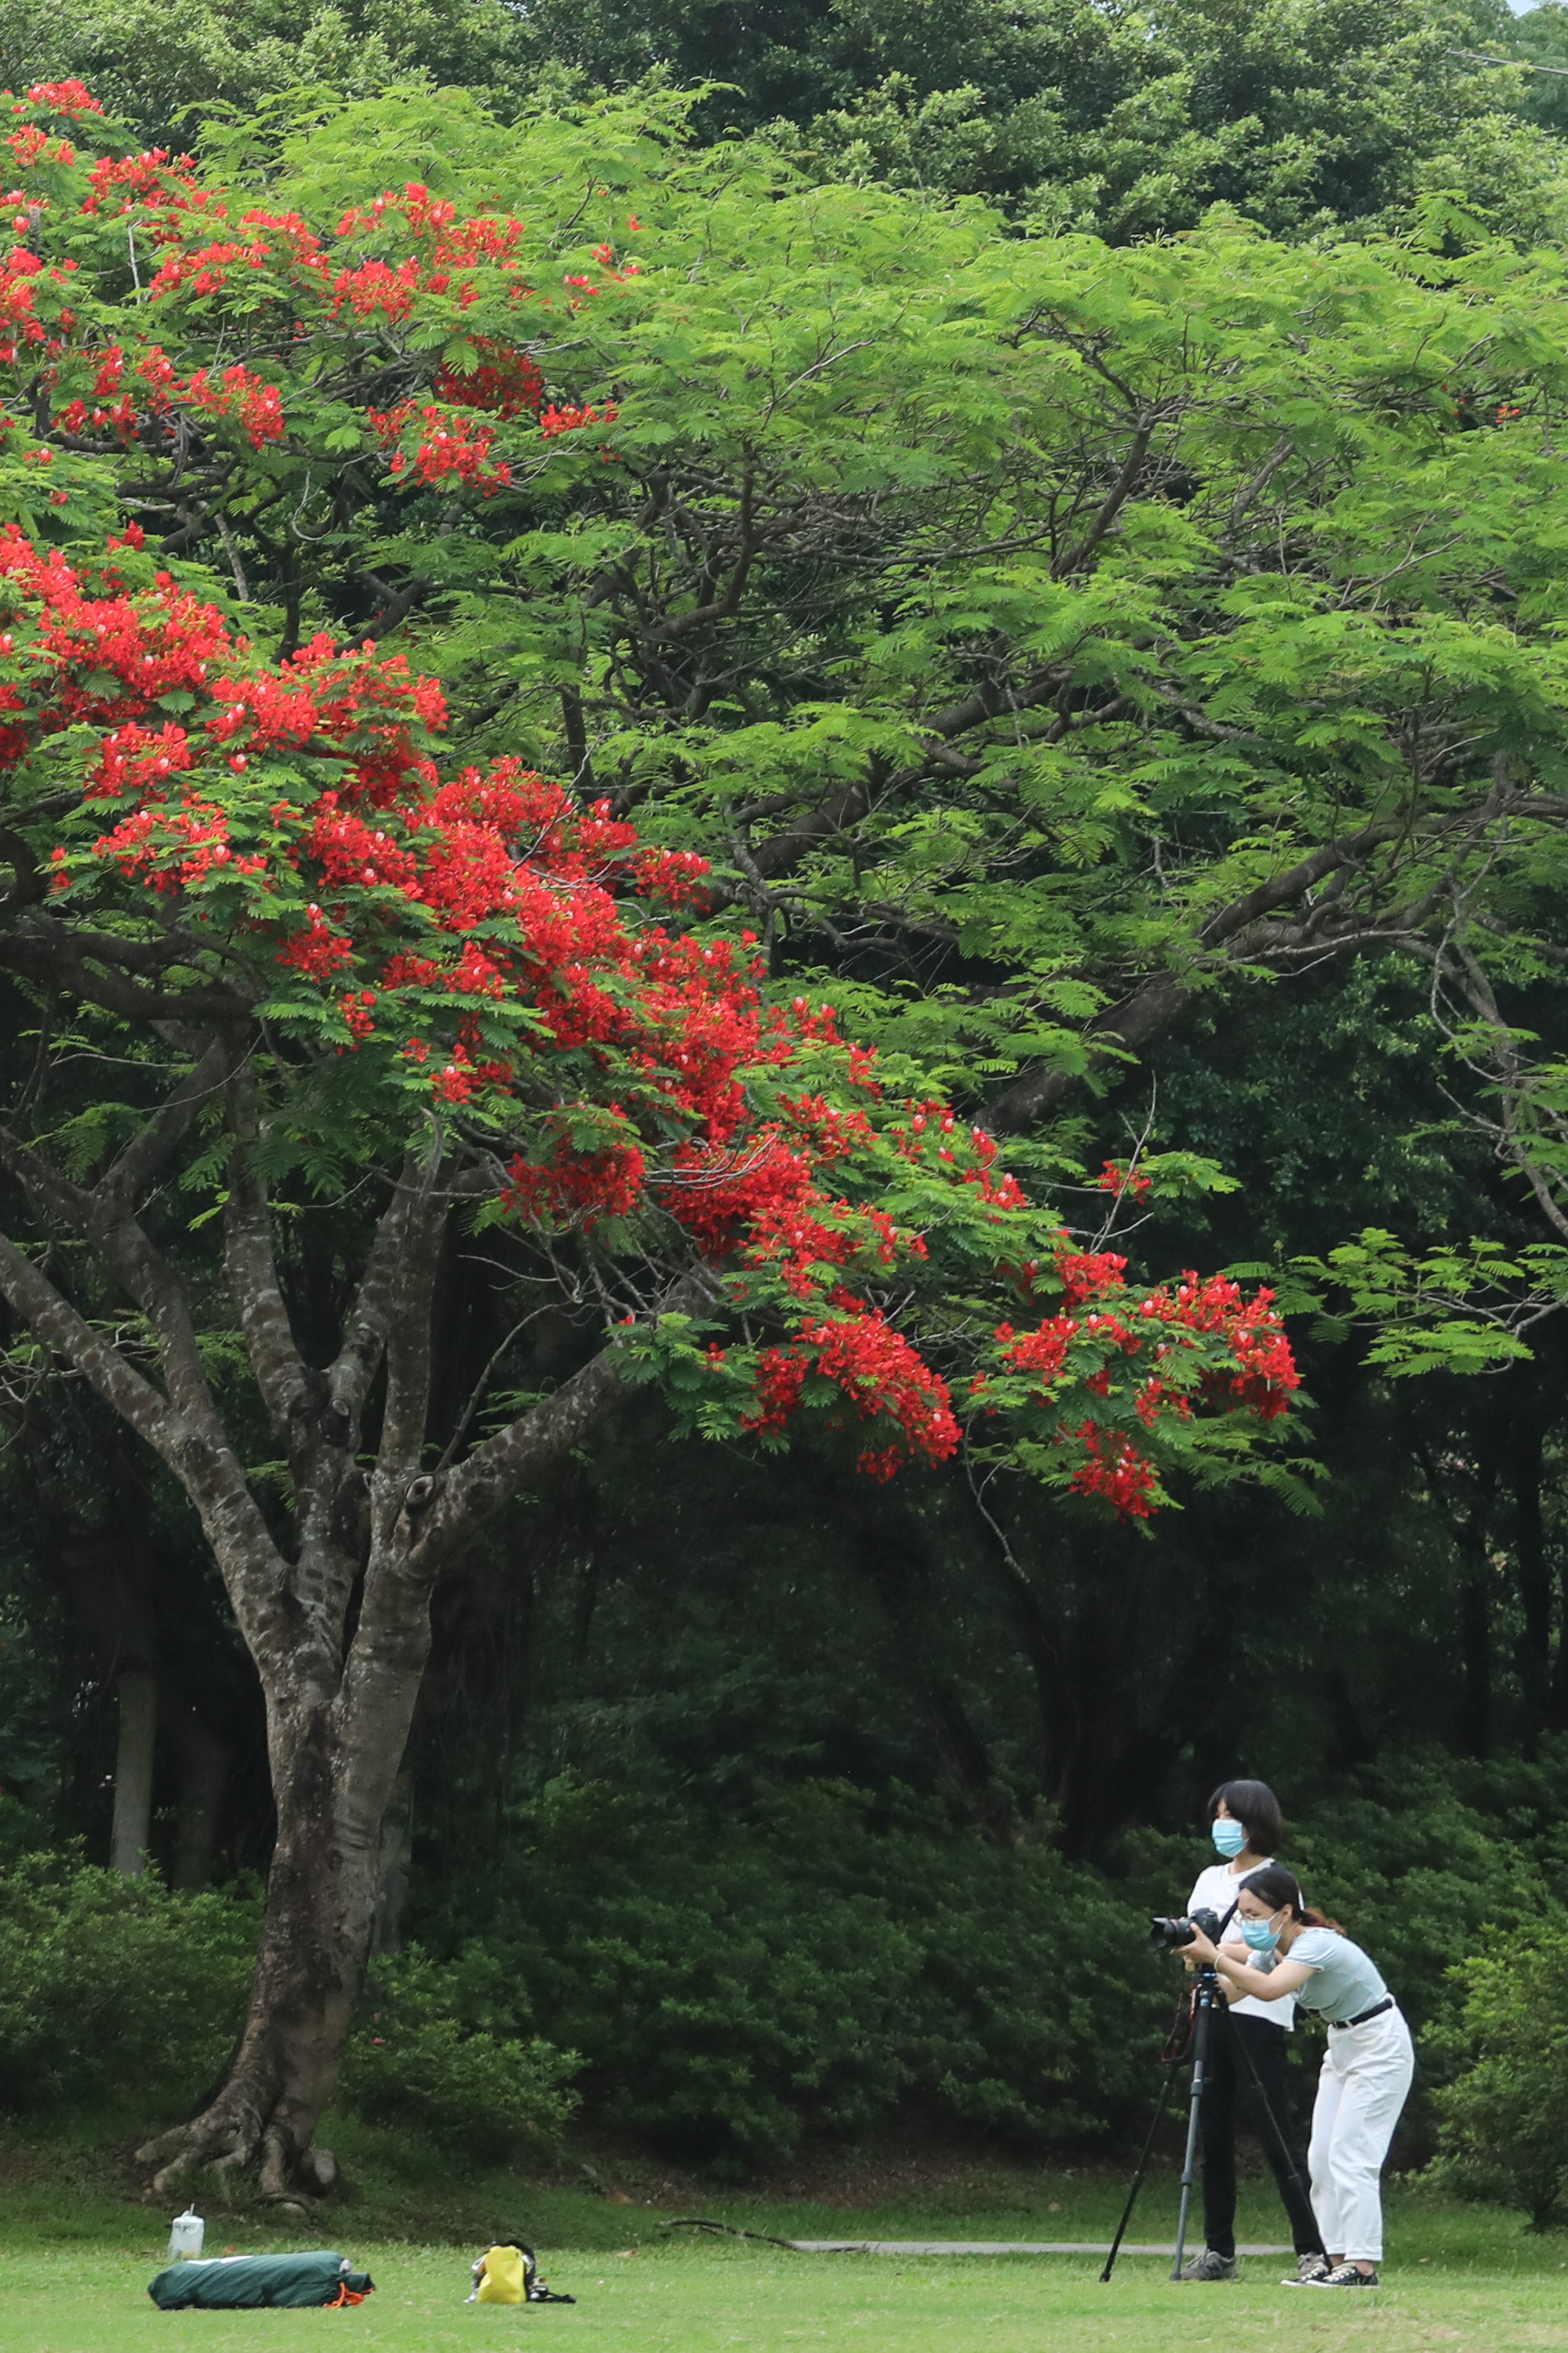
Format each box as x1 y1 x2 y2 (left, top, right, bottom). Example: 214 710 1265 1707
167 2208 205 2261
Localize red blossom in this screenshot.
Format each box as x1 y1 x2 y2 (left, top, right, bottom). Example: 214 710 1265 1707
1097 1158 1152 1200
0 509 1299 1514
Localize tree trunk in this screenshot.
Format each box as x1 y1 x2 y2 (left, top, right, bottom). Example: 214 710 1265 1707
844 1482 1014 1843
171 1705 230 1891
370 1766 413 1958
139 1648 425 2198
109 1666 158 1876
1510 1413 1551 1747
1459 1571 1492 1759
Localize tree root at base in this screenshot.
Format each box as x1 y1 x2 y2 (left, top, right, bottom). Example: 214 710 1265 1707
137 2103 335 2202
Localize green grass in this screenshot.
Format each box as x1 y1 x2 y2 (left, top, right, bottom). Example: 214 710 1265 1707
5 2230 1568 2353
5 2146 1568 2352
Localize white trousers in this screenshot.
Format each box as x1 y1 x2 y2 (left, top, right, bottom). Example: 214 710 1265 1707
1307 2005 1414 2263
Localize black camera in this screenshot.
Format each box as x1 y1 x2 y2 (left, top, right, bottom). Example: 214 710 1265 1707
1149 1904 1222 1952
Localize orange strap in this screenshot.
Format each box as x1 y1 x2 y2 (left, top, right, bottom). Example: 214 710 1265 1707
326 2286 367 2307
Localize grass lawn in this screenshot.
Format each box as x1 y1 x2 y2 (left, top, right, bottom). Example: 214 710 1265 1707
5 2232 1568 2353
5 2157 1568 2353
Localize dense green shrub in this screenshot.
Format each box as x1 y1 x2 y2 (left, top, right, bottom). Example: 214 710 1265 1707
1287 1757 1560 2036
342 1947 579 2162
1429 1922 1568 2227
11 1744 1568 2178
0 1854 256 2115
436 1778 1171 2171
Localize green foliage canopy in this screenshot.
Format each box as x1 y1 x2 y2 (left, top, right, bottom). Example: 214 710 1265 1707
18 80 1568 1133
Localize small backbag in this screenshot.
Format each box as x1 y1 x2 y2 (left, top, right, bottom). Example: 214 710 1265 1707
469 2242 575 2306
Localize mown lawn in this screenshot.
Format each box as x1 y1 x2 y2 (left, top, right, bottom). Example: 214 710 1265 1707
5 2173 1568 2353
5 2235 1568 2353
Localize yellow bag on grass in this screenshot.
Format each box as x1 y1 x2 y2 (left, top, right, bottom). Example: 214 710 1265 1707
475 2244 527 2304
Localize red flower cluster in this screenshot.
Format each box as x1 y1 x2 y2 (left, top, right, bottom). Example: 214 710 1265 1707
1097 1158 1152 1199
540 402 619 438
4 89 623 499
1069 1424 1160 1517
80 148 197 215
22 81 103 117
370 402 513 494
432 341 544 418
0 243 78 365
57 344 285 448
988 1251 1298 1515
0 514 1299 1509
742 1307 960 1477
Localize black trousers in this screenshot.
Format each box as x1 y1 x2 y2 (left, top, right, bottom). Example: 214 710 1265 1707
1200 2007 1323 2259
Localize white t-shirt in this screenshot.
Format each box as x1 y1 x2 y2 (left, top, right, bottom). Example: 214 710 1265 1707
1187 1856 1295 2030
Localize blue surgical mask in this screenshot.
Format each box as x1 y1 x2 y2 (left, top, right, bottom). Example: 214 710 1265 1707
1211 1817 1247 1859
1240 1913 1282 1953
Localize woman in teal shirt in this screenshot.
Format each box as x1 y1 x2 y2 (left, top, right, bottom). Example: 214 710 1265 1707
1184 1864 1413 2289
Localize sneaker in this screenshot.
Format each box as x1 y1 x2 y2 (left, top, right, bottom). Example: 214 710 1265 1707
1306 2263 1380 2288
1176 2250 1238 2282
1280 2255 1332 2285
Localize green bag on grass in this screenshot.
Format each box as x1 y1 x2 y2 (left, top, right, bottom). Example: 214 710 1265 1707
148 2250 376 2309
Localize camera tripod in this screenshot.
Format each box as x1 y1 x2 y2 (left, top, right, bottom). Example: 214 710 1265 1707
1100 1968 1320 2285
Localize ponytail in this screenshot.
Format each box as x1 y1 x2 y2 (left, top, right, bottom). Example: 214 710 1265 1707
1240 1864 1345 1937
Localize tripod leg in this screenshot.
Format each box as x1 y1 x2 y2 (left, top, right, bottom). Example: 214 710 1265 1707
1170 1983 1216 2283
1100 2076 1175 2284
1229 2019 1325 2255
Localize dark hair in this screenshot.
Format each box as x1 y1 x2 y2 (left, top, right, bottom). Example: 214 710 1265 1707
1240 1864 1344 1936
1208 1777 1284 1856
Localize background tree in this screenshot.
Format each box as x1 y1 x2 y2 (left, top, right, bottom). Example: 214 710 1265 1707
10 0 1566 243
16 81 1568 1146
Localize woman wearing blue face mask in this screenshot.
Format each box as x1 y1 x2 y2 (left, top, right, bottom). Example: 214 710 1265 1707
1185 1864 1413 2289
1177 1780 1325 2285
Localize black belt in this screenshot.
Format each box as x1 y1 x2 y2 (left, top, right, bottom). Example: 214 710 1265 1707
1328 1996 1394 2030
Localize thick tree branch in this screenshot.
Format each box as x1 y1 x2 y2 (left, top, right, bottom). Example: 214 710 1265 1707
0 924 253 1023
105 1032 240 1210
0 1120 223 1438
327 1149 438 1426
404 1265 721 1585
0 1214 285 1660
0 1225 173 1452
986 808 1486 1131
223 1068 310 1439
1054 419 1155 577
366 1164 451 1555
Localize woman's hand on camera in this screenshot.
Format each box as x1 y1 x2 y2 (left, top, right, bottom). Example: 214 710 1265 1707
1182 1925 1219 1964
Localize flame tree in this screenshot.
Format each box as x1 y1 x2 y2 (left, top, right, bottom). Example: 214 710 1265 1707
0 83 1298 2193
6 73 1568 1144
0 524 1299 2190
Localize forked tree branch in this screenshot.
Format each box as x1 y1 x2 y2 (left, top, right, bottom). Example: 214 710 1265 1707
328 1150 435 1425
367 1162 451 1554
0 1119 220 1431
104 1032 240 1210
0 1218 285 1655
0 1225 174 1452
405 1264 722 1584
223 1066 309 1439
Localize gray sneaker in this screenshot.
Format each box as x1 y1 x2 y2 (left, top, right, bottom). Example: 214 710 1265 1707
1281 2255 1332 2285
1177 2250 1238 2282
